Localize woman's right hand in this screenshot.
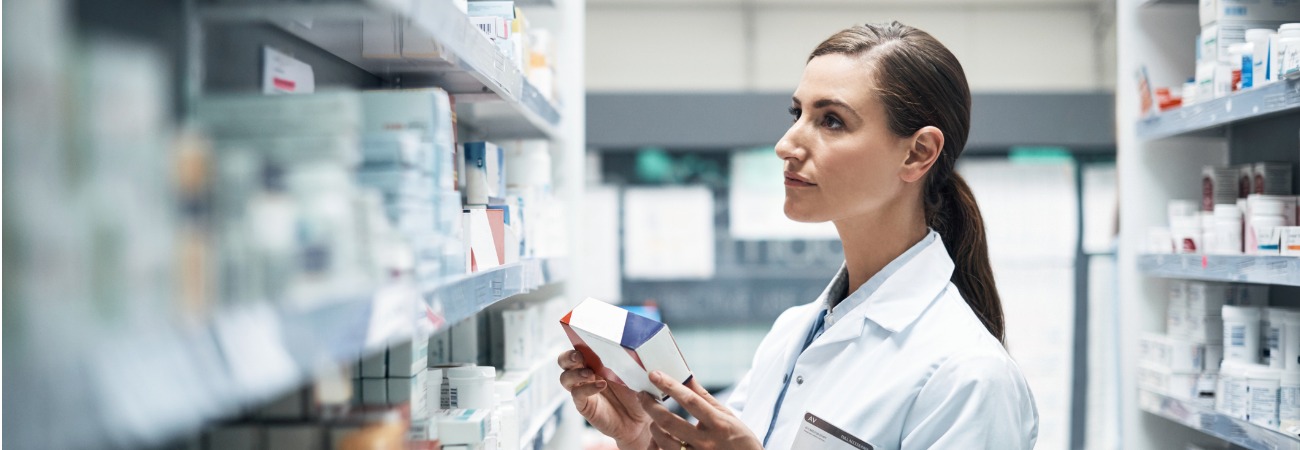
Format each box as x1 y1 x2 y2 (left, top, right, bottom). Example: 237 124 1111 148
558 349 653 450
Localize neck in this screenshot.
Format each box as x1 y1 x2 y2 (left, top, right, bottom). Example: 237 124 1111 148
832 197 929 304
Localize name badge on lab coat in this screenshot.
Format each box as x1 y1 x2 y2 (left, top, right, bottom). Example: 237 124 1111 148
791 412 874 450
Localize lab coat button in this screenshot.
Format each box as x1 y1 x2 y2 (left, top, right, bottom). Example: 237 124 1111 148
796 375 804 385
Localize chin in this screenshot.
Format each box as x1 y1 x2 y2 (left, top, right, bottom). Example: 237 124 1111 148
783 202 824 223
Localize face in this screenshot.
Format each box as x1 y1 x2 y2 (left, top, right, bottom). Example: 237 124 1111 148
776 53 913 224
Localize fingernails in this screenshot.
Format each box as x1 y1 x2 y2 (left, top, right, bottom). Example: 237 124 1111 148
594 380 607 389
649 371 663 383
570 351 580 362
580 369 593 377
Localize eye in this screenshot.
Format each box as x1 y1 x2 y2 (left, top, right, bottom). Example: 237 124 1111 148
822 114 844 130
788 106 801 122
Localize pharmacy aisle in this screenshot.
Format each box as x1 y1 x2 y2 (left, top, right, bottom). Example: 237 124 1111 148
4 0 586 448
1117 0 1300 448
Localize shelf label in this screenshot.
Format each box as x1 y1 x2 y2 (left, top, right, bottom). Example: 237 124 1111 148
262 46 315 95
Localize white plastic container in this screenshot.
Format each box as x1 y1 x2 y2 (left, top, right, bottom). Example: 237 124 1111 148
447 365 496 410
1221 360 1251 418
1248 365 1282 427
1213 204 1244 254
1253 215 1286 254
1285 310 1300 373
1224 305 1263 364
1281 370 1300 433
1277 25 1300 80
1172 215 1203 254
1265 308 1293 369
1282 24 1300 78
1246 29 1277 86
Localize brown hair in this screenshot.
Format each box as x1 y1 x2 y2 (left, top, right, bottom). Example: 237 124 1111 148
810 22 1005 343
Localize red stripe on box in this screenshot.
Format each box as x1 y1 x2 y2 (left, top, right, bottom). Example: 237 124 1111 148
273 77 296 91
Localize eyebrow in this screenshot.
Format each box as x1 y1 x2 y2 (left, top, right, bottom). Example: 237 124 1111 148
792 96 860 119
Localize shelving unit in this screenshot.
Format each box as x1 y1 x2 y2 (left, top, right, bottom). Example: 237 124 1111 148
1137 254 1300 286
1139 389 1300 450
1118 1 1300 448
200 0 562 140
1137 79 1300 140
5 0 585 447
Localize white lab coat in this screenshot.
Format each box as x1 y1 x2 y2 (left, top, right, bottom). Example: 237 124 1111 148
724 235 1039 449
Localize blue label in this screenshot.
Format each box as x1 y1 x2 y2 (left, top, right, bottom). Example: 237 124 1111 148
1243 54 1254 89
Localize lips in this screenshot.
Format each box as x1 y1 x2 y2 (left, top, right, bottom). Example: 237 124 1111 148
784 171 816 187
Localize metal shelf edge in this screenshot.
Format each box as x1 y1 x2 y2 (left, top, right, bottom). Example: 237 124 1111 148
1139 389 1300 450
1136 253 1300 286
1136 79 1300 140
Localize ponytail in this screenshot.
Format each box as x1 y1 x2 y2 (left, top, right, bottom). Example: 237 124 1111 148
925 171 1004 344
812 21 1005 343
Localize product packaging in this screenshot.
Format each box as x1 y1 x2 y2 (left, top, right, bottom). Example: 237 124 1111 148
560 297 693 400
1253 162 1295 195
1283 227 1300 256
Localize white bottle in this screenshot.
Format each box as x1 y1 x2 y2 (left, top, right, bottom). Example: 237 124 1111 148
1213 204 1243 254
1281 370 1300 433
1265 308 1291 369
1284 310 1300 373
1246 29 1276 87
1224 305 1263 364
1172 215 1203 254
447 365 496 409
1281 24 1300 79
1248 365 1282 427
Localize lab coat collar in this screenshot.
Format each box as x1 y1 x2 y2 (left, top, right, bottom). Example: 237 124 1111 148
813 233 956 344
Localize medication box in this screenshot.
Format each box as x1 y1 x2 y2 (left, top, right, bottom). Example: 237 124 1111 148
1139 333 1206 372
559 298 692 400
1201 0 1300 26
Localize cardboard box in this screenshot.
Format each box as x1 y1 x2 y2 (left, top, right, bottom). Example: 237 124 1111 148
361 351 387 378
389 337 429 377
559 298 692 400
1139 333 1207 372
1201 0 1300 26
1282 226 1300 255
436 409 492 445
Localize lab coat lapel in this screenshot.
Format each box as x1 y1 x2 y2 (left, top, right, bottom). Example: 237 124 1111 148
809 236 956 347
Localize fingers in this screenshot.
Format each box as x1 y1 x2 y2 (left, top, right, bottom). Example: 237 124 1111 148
649 423 683 450
639 391 702 443
649 371 724 425
570 379 608 414
558 349 588 371
684 377 728 412
606 380 651 421
560 367 597 391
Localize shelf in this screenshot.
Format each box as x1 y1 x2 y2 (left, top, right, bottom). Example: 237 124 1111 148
30 258 565 448
426 257 568 329
1139 389 1300 449
1139 0 1195 6
520 393 568 450
1137 79 1300 140
1137 253 1300 286
200 0 561 140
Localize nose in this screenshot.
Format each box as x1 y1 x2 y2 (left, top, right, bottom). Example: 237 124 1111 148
774 121 807 163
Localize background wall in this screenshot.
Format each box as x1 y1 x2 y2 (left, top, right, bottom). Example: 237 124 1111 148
585 0 1116 92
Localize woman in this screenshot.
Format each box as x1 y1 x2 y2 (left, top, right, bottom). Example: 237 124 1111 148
559 22 1039 449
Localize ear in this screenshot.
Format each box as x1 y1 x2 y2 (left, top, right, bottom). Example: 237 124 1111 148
900 126 943 183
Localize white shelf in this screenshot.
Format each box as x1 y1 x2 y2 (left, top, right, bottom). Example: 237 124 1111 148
1137 79 1300 140
520 393 568 450
28 258 564 448
1137 253 1300 286
1139 389 1300 450
199 0 562 140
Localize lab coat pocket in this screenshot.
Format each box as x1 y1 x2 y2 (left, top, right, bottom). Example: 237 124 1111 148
790 412 874 450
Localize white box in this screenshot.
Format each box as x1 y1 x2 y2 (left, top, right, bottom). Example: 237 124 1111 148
402 20 447 59
493 307 532 371
1138 363 1202 400
1188 281 1230 314
360 351 387 378
436 409 491 445
388 371 429 418
1140 333 1207 372
1184 313 1226 344
452 315 485 364
1202 21 1288 63
1201 0 1300 26
361 13 401 59
388 337 429 377
429 329 453 366
560 298 693 400
1282 226 1300 255
361 378 387 405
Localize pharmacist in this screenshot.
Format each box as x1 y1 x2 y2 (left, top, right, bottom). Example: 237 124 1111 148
560 22 1038 450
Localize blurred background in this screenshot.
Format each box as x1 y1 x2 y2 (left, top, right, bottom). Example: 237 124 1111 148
7 0 1300 450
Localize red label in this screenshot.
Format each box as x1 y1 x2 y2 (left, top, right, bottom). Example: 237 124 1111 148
273 77 296 91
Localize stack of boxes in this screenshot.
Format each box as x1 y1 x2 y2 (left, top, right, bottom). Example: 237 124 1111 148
357 89 467 288
1152 162 1299 256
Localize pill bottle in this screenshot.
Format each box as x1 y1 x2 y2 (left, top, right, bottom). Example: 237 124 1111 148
1223 305 1262 364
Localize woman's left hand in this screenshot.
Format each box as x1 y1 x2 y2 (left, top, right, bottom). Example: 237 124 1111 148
638 370 763 450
